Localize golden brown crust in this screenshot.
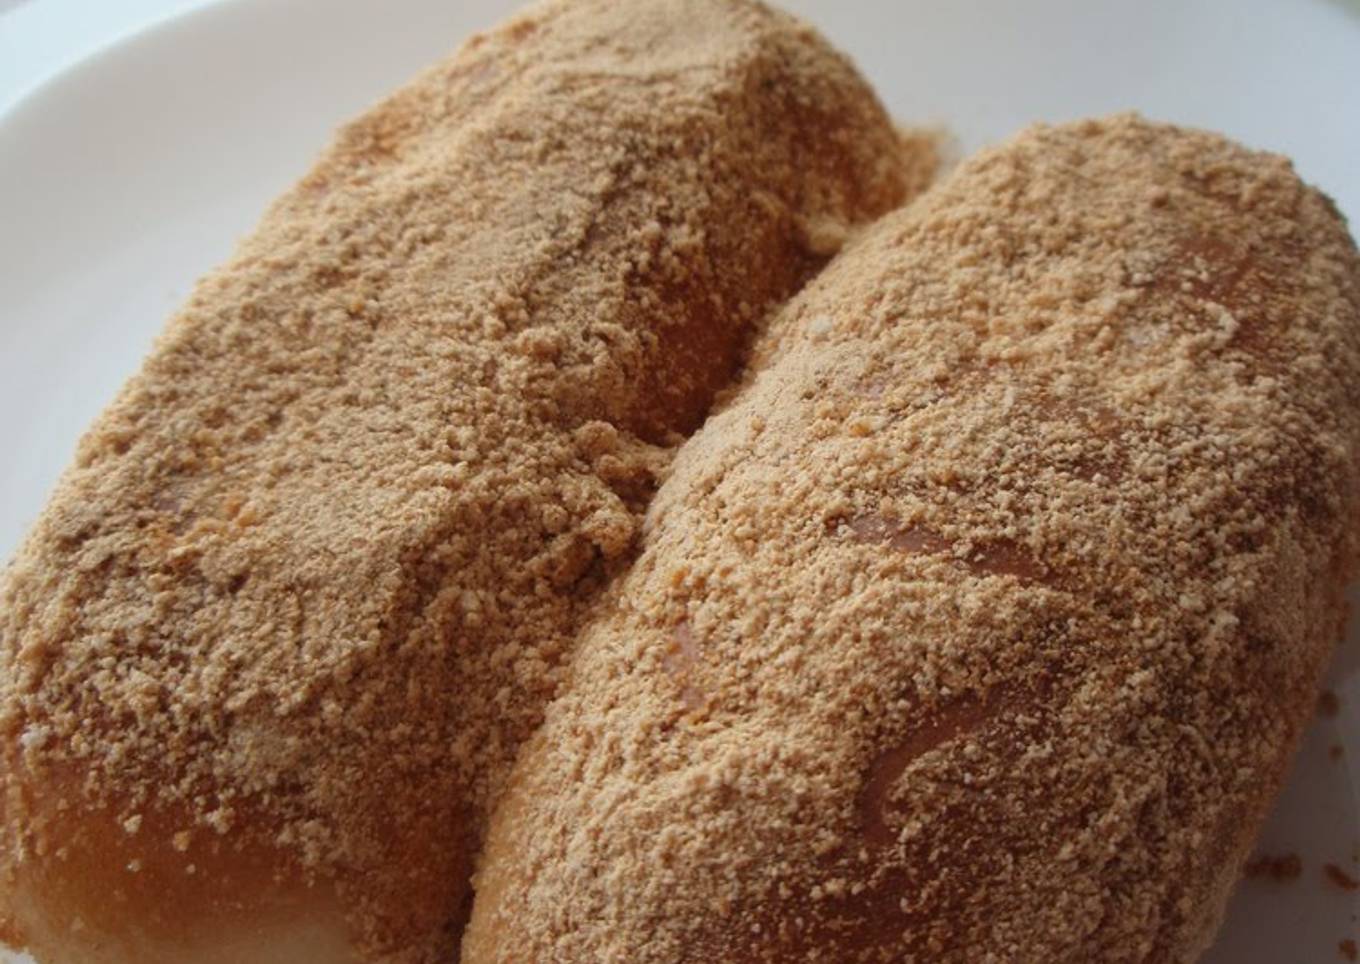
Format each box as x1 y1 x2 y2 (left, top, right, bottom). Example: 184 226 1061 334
463 115 1360 963
0 1 913 961
3 776 360 964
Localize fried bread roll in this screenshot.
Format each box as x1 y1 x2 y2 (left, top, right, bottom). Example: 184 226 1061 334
0 2 914 961
464 115 1360 962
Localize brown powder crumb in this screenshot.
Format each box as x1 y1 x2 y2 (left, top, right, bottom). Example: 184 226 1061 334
465 115 1360 963
1334 744 1347 762
1320 690 1342 718
0 7 1354 964
0 1 926 961
1244 853 1303 882
1327 864 1360 891
895 124 952 202
1341 938 1358 961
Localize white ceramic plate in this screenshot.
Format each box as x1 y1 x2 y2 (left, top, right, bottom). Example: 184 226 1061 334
1 0 1358 960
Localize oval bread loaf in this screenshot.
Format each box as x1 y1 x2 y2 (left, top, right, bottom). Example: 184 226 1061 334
463 115 1360 963
0 1 916 961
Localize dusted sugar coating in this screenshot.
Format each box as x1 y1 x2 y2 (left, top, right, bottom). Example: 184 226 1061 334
464 116 1360 963
0 1 916 961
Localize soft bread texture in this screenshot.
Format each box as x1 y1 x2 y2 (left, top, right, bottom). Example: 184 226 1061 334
463 115 1360 962
0 1 916 961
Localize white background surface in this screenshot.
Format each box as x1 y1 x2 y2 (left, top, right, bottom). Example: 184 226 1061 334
1 1 1358 961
